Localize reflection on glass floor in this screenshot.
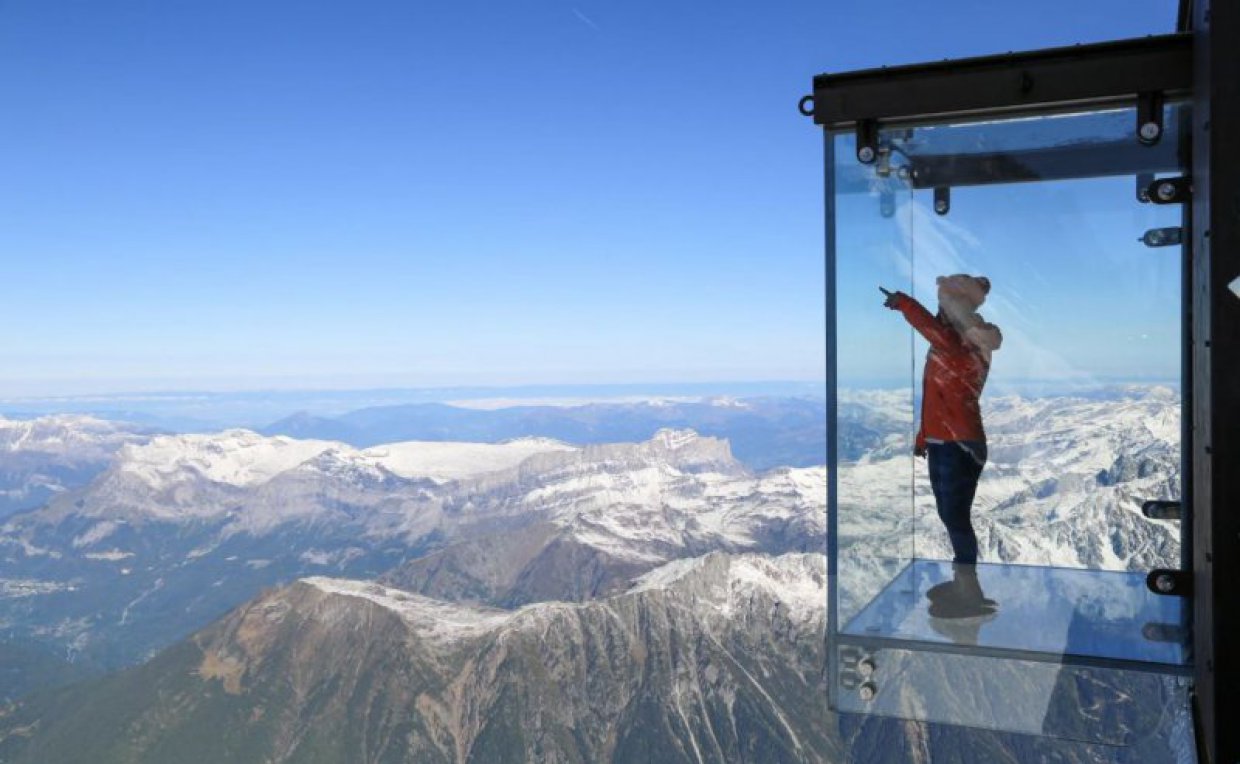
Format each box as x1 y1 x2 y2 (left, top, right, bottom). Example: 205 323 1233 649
841 560 1188 669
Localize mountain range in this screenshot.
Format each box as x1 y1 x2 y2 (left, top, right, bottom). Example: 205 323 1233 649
0 552 1190 763
0 426 822 674
0 385 1192 762
259 396 829 472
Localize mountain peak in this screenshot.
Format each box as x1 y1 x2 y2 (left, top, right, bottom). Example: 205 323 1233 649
637 429 738 472
630 552 825 619
649 428 703 450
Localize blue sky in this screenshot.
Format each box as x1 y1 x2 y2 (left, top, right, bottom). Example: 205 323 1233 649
0 0 1179 395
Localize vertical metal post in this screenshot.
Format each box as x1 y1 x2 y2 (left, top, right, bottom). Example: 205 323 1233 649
1191 0 1240 760
1178 102 1193 580
824 130 841 711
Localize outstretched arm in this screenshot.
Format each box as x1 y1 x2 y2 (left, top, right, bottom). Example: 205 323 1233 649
880 289 961 351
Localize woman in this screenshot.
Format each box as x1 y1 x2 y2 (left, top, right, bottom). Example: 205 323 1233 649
881 274 1002 618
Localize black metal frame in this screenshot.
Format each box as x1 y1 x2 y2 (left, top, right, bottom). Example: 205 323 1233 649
906 140 1183 189
1190 1 1240 762
810 34 1192 130
813 23 1240 763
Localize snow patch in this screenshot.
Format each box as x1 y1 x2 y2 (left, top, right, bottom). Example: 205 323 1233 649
303 577 517 643
72 521 121 548
118 430 340 488
632 553 826 619
83 549 134 561
360 438 576 482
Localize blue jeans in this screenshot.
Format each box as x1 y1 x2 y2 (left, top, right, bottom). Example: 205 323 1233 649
927 441 987 564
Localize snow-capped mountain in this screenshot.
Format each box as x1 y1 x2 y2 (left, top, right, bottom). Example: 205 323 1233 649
113 430 578 492
381 451 824 606
0 552 1188 764
0 428 821 670
32 429 576 529
0 386 1182 692
260 395 830 471
0 415 152 520
0 553 834 763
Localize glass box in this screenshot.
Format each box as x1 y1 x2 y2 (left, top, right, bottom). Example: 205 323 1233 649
826 105 1192 745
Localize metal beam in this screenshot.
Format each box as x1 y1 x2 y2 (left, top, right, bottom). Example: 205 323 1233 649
835 634 1193 677
811 34 1193 129
905 140 1182 189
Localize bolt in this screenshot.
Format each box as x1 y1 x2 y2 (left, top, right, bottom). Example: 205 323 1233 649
858 658 876 678
857 145 876 164
1155 573 1176 593
1142 228 1182 247
934 199 949 215
858 682 877 702
1156 182 1178 201
1139 121 1162 142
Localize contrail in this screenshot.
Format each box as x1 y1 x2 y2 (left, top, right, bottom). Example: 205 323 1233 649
572 8 600 30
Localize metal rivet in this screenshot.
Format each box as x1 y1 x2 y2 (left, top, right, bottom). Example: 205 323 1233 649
1156 182 1177 201
858 682 877 701
858 658 876 677
1155 573 1176 593
857 146 876 164
1139 122 1162 142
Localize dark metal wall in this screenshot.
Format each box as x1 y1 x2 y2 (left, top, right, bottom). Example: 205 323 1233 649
1191 0 1240 761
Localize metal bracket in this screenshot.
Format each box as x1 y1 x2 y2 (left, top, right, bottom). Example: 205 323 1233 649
1143 500 1183 520
1141 227 1184 247
1146 176 1192 204
1147 568 1192 597
856 119 878 164
933 186 951 215
1137 91 1166 145
1142 621 1188 643
1137 172 1154 202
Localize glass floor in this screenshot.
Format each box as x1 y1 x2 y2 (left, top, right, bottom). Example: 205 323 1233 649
840 560 1189 669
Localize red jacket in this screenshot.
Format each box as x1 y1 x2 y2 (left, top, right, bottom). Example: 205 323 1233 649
891 293 991 451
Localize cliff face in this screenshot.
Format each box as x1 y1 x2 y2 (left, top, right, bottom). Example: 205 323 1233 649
0 552 1195 764
0 553 839 764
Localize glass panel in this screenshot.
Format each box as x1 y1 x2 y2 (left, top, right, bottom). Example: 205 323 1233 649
829 104 1189 744
835 641 1192 747
832 131 916 628
843 561 1186 666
